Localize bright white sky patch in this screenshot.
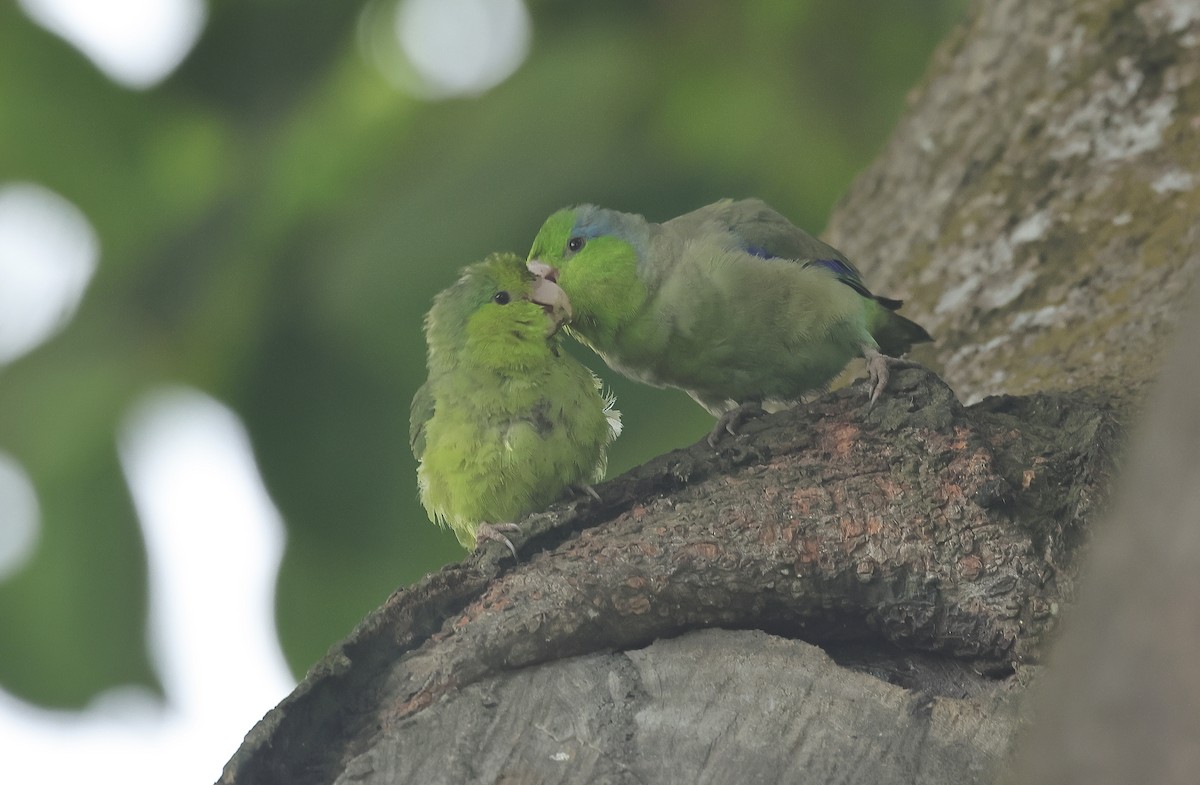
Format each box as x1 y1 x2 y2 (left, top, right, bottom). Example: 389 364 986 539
18 0 207 89
118 388 294 719
384 0 531 98
0 388 295 783
0 183 99 365
0 452 40 581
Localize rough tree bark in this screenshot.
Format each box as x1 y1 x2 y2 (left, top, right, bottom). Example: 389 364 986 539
827 0 1199 402
222 0 1199 782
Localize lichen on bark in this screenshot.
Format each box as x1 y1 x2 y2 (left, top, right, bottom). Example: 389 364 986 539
826 0 1200 404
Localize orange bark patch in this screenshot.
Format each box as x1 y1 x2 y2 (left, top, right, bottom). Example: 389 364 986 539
635 541 662 557
874 475 904 500
820 423 861 460
840 516 864 539
790 486 828 515
681 542 720 560
615 594 652 615
794 537 821 565
959 555 984 580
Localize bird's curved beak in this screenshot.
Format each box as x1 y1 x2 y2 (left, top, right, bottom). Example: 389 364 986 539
528 273 572 337
527 259 559 283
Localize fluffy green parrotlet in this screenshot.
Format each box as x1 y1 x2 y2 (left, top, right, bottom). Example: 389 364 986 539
527 198 932 445
410 253 621 556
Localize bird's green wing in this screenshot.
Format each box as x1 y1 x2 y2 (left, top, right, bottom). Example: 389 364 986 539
670 198 906 308
409 380 435 460
666 198 855 268
800 258 901 308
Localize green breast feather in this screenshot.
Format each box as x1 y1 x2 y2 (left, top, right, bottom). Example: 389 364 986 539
411 252 620 551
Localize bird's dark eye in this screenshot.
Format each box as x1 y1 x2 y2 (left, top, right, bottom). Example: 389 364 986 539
567 236 585 253
492 291 510 305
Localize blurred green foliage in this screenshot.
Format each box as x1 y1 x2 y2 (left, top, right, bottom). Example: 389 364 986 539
0 0 965 707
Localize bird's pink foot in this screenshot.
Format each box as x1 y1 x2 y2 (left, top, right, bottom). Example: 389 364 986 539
571 483 602 503
474 522 521 559
708 400 765 448
863 348 924 407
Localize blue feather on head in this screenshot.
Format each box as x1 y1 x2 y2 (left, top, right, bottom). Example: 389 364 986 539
571 205 650 257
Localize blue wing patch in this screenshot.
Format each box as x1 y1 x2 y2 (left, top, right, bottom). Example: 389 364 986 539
804 258 859 280
741 241 905 310
801 257 897 305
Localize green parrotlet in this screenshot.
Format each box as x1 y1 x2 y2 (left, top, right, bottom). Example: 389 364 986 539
526 198 932 445
410 253 621 556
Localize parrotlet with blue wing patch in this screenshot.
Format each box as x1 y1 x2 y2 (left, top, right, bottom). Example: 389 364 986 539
526 198 932 446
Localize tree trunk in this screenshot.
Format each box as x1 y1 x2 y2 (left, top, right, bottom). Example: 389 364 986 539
826 0 1200 404
222 0 1200 782
221 370 1118 785
1010 275 1200 785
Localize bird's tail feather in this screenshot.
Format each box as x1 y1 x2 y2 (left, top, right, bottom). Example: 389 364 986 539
872 309 933 356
